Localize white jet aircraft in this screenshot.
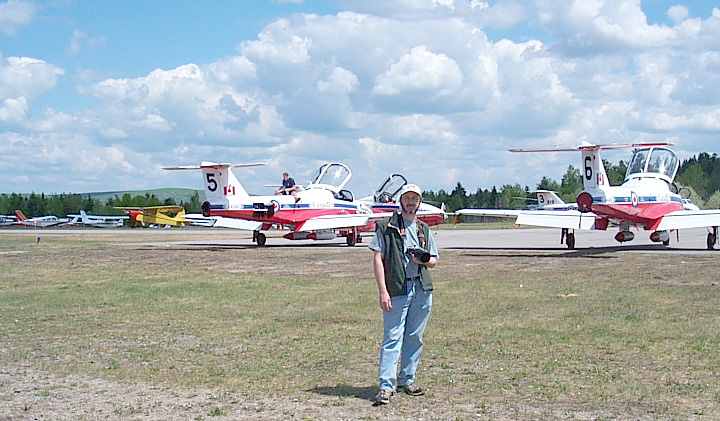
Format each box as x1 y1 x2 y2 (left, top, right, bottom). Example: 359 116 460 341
164 162 389 246
458 142 720 249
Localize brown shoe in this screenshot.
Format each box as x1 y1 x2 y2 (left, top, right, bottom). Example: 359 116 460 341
398 383 425 396
372 389 394 405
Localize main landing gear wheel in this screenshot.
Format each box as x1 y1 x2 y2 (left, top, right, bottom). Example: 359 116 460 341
256 232 266 246
566 233 576 249
346 232 356 246
708 233 717 250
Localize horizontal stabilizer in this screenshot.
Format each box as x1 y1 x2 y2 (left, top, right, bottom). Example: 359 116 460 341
163 162 266 170
509 141 672 153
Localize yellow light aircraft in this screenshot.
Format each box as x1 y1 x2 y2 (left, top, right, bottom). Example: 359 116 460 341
114 205 189 228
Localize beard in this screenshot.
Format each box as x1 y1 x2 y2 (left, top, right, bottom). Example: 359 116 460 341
400 202 418 215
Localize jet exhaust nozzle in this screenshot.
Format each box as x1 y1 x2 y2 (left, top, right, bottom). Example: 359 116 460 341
577 192 593 213
650 231 670 243
614 230 635 243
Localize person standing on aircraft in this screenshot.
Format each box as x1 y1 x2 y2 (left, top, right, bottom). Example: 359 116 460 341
275 172 299 202
368 183 439 406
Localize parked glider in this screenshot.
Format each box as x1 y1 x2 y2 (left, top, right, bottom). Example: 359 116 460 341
458 141 720 249
164 162 392 246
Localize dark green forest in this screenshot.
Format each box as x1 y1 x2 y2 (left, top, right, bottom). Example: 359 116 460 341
2 153 719 218
0 191 203 219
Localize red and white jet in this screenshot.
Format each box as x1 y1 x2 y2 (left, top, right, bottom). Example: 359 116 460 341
165 162 383 246
458 141 720 249
358 173 446 227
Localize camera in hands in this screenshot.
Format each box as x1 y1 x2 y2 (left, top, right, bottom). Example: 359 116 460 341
406 247 431 263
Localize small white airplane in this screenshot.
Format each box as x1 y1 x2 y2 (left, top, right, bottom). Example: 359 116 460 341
13 210 69 227
458 141 720 249
164 162 390 246
0 215 17 226
67 210 128 228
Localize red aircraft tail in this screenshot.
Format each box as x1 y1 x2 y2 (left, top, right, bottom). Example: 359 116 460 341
14 210 28 221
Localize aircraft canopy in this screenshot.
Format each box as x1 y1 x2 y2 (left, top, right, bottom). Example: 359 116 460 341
309 163 351 193
374 174 408 203
625 147 679 183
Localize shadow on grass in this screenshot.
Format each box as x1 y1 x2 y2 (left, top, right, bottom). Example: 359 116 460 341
307 384 377 401
444 243 706 257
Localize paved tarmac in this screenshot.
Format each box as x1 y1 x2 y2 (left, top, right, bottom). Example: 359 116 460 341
2 227 718 254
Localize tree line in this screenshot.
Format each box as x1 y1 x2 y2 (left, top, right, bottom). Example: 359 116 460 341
2 153 719 217
0 191 203 218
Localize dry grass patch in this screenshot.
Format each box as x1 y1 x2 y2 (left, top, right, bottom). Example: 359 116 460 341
1 231 719 420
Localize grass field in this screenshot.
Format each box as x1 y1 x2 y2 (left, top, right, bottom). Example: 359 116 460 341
1 230 719 420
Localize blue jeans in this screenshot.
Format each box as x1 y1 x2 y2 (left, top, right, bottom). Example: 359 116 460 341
378 279 433 391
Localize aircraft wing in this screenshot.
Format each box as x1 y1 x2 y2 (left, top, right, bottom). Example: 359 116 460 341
296 214 374 232
515 210 596 230
456 209 522 218
457 208 597 230
655 209 720 230
184 214 264 231
115 205 184 213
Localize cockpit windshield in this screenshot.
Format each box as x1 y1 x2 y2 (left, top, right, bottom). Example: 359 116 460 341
309 163 352 192
625 147 678 182
374 174 408 203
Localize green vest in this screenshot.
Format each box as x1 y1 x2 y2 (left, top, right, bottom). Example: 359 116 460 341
376 212 434 297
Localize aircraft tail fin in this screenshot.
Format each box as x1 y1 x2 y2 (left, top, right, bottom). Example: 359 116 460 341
200 163 250 210
535 190 565 208
163 162 265 210
580 146 610 190
15 210 28 221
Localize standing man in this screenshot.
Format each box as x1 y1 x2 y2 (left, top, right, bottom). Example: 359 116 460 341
368 183 439 406
275 172 299 202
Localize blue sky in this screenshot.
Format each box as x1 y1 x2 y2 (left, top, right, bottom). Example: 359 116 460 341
2 0 720 196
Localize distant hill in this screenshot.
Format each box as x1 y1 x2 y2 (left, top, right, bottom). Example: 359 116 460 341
84 188 205 204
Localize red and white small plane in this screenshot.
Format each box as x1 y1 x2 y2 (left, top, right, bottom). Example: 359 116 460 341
164 163 446 246
359 173 446 227
13 210 69 227
458 141 720 249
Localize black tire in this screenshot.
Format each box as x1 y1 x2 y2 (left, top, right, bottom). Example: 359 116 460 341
707 233 715 250
257 232 267 246
566 233 576 249
346 233 356 246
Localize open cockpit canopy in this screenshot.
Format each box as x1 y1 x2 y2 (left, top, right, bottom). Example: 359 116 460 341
624 147 679 183
374 174 408 203
308 163 352 193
